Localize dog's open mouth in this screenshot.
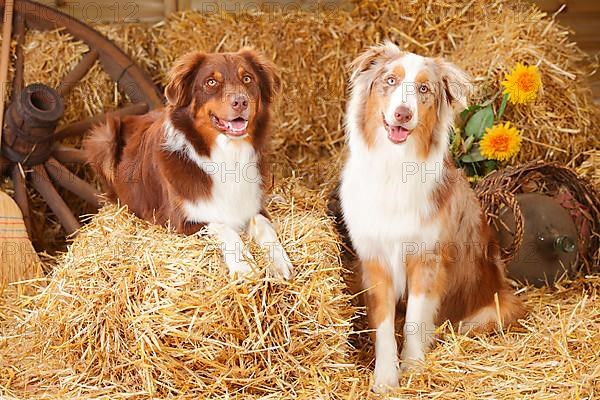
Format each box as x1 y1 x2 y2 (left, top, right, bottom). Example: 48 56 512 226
383 115 410 144
211 114 249 137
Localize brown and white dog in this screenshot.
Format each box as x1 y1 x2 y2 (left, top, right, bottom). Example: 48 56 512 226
339 42 524 392
85 49 292 280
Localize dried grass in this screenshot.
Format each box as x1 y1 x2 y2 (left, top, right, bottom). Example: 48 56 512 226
1 199 599 398
2 0 599 248
577 150 600 190
0 181 362 399
149 0 600 189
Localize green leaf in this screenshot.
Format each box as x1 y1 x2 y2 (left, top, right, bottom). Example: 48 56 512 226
449 129 463 156
497 93 509 120
463 135 475 153
459 104 483 121
483 159 498 174
461 146 485 163
464 106 494 139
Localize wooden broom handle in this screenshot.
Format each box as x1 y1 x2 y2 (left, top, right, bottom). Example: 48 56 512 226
0 0 15 151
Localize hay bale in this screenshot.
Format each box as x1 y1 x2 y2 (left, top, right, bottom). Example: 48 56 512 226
3 0 599 248
150 0 599 189
0 184 362 398
3 249 600 398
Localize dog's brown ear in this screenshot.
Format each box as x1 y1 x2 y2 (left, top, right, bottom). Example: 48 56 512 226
349 40 402 82
239 48 281 104
165 51 206 107
436 59 471 110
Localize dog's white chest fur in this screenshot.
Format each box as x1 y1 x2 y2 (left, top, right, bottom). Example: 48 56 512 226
164 122 262 231
340 137 444 297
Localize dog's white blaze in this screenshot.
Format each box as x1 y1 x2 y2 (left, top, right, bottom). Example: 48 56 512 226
384 54 426 130
372 315 399 391
163 119 262 231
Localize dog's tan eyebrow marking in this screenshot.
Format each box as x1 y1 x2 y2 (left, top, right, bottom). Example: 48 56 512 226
391 65 405 81
416 71 429 85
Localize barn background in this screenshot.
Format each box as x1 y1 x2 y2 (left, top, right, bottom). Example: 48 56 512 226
34 0 600 102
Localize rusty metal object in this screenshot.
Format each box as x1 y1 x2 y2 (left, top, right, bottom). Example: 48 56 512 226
0 0 162 241
475 161 600 278
497 193 579 287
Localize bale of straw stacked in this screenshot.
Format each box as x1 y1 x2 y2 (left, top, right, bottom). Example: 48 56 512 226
2 0 599 249
1 2 600 397
3 228 600 398
0 183 364 398
148 0 599 189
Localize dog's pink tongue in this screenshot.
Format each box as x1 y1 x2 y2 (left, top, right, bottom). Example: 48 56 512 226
388 125 410 144
227 119 248 136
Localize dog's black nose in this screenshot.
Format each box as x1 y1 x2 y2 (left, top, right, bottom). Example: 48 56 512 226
394 106 413 124
231 94 249 111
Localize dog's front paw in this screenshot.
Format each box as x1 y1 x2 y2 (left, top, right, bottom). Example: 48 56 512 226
399 346 425 374
226 251 256 280
372 364 399 394
227 260 253 280
270 249 293 280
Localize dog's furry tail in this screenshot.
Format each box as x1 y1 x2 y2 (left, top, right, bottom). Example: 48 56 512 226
84 115 122 187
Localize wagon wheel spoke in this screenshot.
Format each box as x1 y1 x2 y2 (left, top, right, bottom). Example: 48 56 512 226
30 164 81 235
0 0 163 245
53 102 149 141
52 144 87 164
44 157 99 209
11 164 32 238
10 14 25 99
56 49 98 97
0 156 10 175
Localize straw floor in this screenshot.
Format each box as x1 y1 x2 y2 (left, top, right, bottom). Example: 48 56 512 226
2 0 599 250
1 198 599 398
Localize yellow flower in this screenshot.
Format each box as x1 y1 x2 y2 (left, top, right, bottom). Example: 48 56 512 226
501 63 542 105
480 122 522 162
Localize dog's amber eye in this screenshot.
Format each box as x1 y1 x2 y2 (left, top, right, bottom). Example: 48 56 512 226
206 78 218 87
242 75 252 84
419 84 429 94
386 76 397 86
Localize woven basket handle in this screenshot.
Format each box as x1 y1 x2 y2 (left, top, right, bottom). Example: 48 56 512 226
478 190 525 265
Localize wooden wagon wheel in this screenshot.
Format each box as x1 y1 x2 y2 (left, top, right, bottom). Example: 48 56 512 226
0 0 162 238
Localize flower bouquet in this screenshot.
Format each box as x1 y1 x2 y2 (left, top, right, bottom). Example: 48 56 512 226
452 63 542 179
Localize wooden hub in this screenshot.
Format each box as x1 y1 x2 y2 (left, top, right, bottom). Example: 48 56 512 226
2 83 64 166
